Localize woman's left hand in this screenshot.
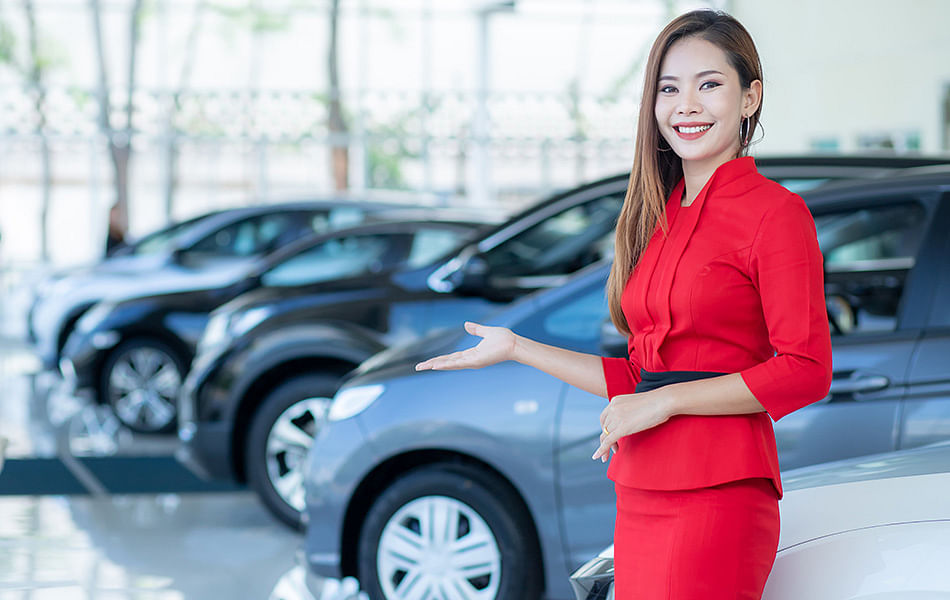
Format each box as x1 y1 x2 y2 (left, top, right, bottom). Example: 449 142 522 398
593 389 677 462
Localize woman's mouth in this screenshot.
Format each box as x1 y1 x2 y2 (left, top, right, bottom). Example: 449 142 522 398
673 123 713 140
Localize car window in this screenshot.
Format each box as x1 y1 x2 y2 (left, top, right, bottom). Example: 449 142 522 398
541 287 609 343
260 233 410 287
185 213 302 259
408 227 470 268
128 216 209 256
776 178 832 193
815 202 928 336
483 194 623 278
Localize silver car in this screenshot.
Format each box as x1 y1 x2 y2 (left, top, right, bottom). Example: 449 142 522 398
570 441 950 600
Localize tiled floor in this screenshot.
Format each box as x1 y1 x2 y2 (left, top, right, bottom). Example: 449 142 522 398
0 274 365 600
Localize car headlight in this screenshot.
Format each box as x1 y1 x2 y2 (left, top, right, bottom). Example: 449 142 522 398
570 545 614 600
328 384 385 422
74 302 117 334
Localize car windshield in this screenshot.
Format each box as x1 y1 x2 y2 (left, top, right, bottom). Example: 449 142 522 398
125 216 212 256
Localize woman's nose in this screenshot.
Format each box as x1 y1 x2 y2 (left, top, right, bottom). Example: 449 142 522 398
676 89 701 115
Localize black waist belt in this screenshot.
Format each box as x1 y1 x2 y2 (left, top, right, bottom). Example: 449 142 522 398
634 368 727 393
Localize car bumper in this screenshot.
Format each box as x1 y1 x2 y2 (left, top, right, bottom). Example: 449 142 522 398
61 329 121 392
176 420 235 481
302 416 373 579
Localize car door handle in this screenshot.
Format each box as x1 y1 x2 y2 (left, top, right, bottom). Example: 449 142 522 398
829 375 890 395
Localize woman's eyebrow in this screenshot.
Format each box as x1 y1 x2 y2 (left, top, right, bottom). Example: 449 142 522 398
658 69 724 82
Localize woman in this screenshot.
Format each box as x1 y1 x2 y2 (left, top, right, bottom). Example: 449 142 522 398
417 9 831 600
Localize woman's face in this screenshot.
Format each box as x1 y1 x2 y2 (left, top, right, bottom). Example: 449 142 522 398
654 36 761 173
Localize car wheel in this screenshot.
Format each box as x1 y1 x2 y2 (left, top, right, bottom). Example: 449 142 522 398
102 338 185 434
245 374 337 530
358 464 542 600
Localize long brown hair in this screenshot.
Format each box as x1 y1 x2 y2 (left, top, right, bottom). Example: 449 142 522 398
607 9 764 335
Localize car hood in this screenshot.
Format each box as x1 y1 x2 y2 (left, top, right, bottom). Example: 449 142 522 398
31 263 252 343
782 440 950 492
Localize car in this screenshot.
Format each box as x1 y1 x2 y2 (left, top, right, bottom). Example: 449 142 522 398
26 198 424 372
176 154 933 529
299 167 950 600
570 441 950 600
59 218 487 434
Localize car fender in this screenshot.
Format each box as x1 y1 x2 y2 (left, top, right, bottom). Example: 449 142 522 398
222 323 386 423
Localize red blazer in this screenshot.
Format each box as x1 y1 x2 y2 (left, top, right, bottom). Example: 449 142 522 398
602 156 832 498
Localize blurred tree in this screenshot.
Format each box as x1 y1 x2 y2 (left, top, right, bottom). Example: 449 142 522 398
23 0 52 261
90 0 144 255
327 0 349 190
161 0 207 220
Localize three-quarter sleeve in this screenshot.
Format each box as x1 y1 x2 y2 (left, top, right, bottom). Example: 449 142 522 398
740 195 833 421
602 352 642 400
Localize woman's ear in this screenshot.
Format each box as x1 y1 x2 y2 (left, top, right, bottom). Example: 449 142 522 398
744 79 763 115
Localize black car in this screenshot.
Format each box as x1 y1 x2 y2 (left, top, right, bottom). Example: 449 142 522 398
60 218 487 434
175 155 946 528
27 198 424 372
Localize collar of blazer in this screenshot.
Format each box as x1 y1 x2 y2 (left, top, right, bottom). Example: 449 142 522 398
630 156 759 369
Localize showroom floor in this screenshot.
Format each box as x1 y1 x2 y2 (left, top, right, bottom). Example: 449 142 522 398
0 281 359 600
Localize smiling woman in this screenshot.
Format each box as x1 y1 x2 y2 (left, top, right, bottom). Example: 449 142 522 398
416 9 831 600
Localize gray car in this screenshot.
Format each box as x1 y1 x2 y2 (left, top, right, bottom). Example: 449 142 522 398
303 167 950 600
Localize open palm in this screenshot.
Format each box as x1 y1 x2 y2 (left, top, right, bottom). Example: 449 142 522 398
415 322 516 371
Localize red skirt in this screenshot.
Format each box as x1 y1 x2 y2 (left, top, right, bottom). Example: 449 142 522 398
613 477 780 600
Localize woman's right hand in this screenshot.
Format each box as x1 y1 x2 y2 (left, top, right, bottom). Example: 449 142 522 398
415 322 517 371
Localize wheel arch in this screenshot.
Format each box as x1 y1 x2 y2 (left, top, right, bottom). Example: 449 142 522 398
339 449 545 593
230 356 358 484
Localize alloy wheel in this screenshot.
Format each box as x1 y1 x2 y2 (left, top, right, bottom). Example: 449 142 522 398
264 397 330 512
108 345 182 432
377 495 502 600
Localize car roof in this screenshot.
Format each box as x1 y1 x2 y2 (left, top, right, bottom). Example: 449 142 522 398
798 164 950 205
170 198 428 249
256 217 489 271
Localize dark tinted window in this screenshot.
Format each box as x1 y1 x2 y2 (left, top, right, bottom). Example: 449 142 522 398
483 194 623 277
185 213 303 259
261 233 410 287
128 216 210 256
816 202 928 335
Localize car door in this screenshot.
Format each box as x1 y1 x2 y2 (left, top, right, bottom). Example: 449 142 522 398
513 278 616 570
899 192 950 450
773 194 938 470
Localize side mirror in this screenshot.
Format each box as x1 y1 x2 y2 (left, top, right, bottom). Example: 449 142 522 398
599 318 627 358
454 254 490 295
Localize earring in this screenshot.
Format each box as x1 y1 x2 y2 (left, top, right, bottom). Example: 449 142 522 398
658 135 672 152
740 116 752 147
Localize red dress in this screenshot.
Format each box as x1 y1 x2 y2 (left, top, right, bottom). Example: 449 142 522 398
601 157 832 599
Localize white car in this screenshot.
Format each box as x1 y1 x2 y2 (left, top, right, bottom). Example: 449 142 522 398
570 441 950 600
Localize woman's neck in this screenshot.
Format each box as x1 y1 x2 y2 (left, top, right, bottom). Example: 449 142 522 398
680 150 741 206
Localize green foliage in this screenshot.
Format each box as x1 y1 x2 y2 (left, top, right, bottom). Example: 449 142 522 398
0 20 17 66
208 2 292 34
365 103 433 189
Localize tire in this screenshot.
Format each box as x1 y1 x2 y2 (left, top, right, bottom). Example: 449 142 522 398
358 463 543 600
245 373 339 530
101 338 186 434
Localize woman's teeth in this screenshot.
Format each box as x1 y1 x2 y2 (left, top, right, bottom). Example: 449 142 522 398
676 125 712 133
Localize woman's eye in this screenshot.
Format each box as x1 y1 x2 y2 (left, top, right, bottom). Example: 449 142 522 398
700 81 721 90
659 85 677 94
